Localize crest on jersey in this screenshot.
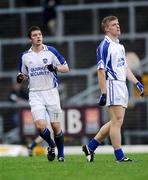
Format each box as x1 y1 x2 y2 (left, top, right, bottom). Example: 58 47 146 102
43 58 48 64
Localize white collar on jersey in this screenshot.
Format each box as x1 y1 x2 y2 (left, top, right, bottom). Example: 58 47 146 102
28 44 48 52
105 35 119 44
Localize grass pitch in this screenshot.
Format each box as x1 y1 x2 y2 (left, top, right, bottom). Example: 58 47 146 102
0 153 148 180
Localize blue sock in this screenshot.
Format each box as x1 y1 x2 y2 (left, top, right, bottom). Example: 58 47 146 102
54 131 64 158
29 141 37 150
114 148 125 161
40 128 55 147
88 138 100 152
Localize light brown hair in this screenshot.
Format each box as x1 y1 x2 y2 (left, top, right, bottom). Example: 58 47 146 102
101 15 118 32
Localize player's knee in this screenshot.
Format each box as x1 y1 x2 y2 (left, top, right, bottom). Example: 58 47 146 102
116 115 124 124
51 122 61 135
35 120 46 133
111 116 123 126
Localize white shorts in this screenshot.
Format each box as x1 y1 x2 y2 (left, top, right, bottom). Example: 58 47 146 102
29 88 62 122
106 80 128 108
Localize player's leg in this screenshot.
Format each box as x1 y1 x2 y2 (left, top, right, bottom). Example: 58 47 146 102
107 80 132 162
28 136 43 156
33 110 55 146
29 91 56 161
94 121 110 142
109 105 124 149
32 111 56 161
51 121 64 162
48 110 64 162
109 105 132 162
46 88 64 162
28 91 56 161
82 121 110 162
34 117 56 160
35 118 56 161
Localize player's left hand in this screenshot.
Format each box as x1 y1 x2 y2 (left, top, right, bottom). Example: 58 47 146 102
46 64 57 72
136 81 144 96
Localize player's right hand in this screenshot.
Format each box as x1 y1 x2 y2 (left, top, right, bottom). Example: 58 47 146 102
98 93 107 106
16 73 24 83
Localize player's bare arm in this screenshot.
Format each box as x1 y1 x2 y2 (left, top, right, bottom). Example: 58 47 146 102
56 64 69 73
126 66 138 84
97 68 107 94
97 68 107 106
126 66 144 96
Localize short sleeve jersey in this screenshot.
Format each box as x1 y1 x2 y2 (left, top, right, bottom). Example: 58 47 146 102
18 44 68 91
96 36 127 81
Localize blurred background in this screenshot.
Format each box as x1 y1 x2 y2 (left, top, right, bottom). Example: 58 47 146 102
0 0 148 150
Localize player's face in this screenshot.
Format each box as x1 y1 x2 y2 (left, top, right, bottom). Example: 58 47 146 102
30 30 43 46
105 19 121 37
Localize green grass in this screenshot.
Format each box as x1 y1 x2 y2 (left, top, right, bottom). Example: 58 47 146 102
0 153 148 180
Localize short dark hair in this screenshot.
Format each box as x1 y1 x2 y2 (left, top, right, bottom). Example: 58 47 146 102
101 15 118 32
28 26 42 39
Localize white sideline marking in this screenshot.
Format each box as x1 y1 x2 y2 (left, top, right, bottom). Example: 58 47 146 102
65 145 148 154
